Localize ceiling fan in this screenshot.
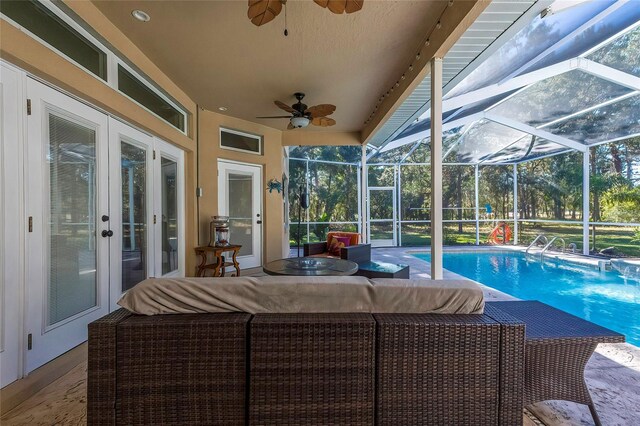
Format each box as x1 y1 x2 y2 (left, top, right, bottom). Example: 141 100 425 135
248 0 364 27
257 93 336 129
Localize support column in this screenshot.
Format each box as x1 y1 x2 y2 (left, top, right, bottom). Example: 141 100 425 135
583 150 590 255
430 58 443 279
474 164 480 245
513 164 518 245
361 144 368 244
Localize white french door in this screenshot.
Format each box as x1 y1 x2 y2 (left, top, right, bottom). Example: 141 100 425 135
217 160 262 269
108 118 154 310
22 79 185 373
25 79 110 372
154 140 185 278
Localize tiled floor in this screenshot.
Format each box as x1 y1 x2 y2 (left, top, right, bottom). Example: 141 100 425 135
3 247 638 425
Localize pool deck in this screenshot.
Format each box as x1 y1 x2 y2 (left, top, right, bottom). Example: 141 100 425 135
372 246 640 426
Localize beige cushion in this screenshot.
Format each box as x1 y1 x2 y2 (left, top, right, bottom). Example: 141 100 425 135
118 276 484 316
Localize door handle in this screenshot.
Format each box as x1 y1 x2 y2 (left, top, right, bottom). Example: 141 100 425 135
257 220 262 224
101 230 114 238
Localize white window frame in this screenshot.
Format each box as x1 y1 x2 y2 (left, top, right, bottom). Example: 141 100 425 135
1 0 188 134
220 127 263 156
115 61 188 135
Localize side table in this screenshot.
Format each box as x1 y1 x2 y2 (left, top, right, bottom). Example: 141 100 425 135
194 245 242 277
485 300 625 426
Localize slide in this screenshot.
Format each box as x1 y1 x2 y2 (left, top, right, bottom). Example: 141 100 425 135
487 222 512 244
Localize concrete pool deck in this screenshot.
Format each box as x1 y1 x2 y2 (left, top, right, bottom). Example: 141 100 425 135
372 246 640 426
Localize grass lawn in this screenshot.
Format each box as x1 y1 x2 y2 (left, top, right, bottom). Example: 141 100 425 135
290 222 639 257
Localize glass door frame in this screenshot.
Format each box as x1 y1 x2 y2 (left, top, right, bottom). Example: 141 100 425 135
24 78 110 373
154 139 185 278
367 186 397 247
217 159 263 269
107 118 155 311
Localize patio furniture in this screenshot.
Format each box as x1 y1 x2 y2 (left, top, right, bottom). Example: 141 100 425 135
88 277 525 425
194 244 241 277
355 260 410 278
263 256 358 276
303 231 369 259
485 301 625 426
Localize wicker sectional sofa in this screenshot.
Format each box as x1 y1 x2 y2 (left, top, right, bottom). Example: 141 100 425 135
88 306 525 425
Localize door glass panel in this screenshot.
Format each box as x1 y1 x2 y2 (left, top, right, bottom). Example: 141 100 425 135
161 157 178 275
47 114 97 325
228 172 253 256
121 142 147 290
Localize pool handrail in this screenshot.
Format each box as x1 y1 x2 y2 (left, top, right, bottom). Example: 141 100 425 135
540 236 566 260
526 234 548 256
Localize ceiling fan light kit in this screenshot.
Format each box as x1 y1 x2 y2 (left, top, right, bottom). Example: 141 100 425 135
290 116 310 128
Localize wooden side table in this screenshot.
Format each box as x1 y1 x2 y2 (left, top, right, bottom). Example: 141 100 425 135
194 245 242 277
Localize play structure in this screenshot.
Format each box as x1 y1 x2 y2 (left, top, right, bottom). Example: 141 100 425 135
487 222 512 245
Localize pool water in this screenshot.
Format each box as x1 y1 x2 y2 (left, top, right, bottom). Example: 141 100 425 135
413 251 640 347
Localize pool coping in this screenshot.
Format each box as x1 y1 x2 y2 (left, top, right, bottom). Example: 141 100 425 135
405 244 623 272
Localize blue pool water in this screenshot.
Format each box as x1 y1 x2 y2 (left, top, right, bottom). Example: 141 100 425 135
413 251 640 346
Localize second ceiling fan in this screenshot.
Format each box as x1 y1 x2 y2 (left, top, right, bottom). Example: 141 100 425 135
248 0 364 27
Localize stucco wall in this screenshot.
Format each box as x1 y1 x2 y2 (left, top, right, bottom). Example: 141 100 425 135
197 109 288 263
0 0 199 274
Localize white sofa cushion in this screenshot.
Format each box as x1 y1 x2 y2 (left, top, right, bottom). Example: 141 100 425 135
118 275 484 315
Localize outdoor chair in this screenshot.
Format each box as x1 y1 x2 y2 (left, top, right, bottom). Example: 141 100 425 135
303 231 371 261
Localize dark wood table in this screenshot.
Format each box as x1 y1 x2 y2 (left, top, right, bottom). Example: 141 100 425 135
194 245 241 277
263 257 358 276
485 301 625 426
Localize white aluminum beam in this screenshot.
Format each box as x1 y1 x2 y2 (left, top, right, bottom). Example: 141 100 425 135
513 164 518 245
361 144 368 244
474 164 480 245
443 59 577 112
484 112 587 152
583 150 590 255
430 58 443 280
578 59 640 91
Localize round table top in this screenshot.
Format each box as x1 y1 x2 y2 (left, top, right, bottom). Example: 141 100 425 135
263 257 359 276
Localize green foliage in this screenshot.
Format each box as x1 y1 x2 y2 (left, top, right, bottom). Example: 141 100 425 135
601 184 640 222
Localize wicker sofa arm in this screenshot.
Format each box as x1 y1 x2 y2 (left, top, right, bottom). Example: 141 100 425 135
87 308 133 426
484 303 526 426
303 241 327 256
340 244 371 264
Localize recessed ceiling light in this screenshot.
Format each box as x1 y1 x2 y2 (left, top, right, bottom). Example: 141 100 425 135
218 107 228 112
132 10 150 22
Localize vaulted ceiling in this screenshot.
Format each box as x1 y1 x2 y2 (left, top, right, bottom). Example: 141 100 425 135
92 0 447 133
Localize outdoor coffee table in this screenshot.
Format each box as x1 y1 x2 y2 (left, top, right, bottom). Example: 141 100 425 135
485 300 625 426
263 257 358 276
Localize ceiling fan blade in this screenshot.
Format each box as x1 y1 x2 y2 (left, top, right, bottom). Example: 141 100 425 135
275 100 296 114
345 0 364 14
256 115 292 119
314 0 363 14
311 117 336 127
306 104 336 118
287 122 294 130
248 0 283 26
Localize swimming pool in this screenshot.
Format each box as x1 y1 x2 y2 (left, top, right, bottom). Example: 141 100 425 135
413 251 640 347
